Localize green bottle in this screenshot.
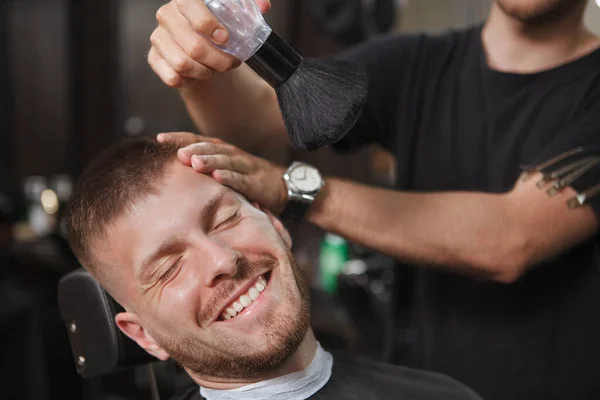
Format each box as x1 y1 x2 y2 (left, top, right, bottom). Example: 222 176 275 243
319 233 349 294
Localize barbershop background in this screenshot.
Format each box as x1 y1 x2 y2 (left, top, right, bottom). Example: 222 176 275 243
1 1 599 399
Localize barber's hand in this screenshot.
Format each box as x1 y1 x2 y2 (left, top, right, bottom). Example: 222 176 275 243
158 132 288 214
149 0 272 89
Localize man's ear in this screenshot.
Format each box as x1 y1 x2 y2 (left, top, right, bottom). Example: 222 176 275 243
115 312 170 361
252 202 293 248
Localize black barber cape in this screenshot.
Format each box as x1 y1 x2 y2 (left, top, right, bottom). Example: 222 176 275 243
170 351 482 400
334 25 600 400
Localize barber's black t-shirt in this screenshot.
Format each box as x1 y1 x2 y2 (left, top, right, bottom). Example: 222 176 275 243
335 25 600 400
169 351 483 399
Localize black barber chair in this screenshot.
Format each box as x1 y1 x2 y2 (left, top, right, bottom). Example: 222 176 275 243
58 268 189 400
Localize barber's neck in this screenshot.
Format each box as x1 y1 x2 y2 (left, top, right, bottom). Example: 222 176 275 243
188 328 319 390
482 2 600 73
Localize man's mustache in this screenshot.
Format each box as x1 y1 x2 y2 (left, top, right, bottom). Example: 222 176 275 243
198 255 278 325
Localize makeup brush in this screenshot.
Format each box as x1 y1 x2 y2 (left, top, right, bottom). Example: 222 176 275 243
204 0 368 151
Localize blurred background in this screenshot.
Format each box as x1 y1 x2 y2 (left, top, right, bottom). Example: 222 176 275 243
1 1 599 399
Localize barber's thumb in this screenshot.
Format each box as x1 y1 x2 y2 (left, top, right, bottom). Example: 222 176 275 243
256 0 271 13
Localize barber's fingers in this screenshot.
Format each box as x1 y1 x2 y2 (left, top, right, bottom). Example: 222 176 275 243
148 47 198 88
179 141 235 158
156 131 200 145
212 170 249 193
191 154 248 174
158 132 224 145
173 0 228 44
175 0 271 36
178 141 235 166
158 2 240 73
150 27 215 82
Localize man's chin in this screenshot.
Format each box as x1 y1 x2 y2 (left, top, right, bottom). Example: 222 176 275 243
162 290 311 380
176 316 310 380
184 328 310 389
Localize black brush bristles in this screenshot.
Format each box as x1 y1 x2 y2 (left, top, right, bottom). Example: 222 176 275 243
276 58 368 151
245 32 368 151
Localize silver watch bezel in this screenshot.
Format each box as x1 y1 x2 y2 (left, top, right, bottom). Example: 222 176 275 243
283 162 324 203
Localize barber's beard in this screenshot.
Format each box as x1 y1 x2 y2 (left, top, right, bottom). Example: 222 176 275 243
150 250 311 379
495 0 587 25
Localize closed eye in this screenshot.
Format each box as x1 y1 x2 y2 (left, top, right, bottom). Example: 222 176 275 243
159 257 183 284
214 210 241 231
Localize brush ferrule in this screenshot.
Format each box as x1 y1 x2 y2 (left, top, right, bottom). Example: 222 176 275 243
245 32 303 89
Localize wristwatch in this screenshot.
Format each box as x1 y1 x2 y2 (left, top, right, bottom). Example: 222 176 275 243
280 162 325 220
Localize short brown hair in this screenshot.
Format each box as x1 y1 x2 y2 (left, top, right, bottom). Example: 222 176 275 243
66 136 180 276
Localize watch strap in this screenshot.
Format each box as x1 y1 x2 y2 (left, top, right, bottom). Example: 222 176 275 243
280 197 311 221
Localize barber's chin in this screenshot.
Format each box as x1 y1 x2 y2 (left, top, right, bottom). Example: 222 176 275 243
216 268 280 333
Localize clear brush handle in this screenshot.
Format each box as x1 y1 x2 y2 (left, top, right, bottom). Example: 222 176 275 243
204 0 272 61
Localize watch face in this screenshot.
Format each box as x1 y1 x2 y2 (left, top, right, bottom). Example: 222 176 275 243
289 165 322 193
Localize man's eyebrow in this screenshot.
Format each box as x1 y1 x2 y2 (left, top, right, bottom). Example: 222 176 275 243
135 188 231 283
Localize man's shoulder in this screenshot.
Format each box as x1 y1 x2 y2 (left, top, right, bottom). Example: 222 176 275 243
321 350 483 400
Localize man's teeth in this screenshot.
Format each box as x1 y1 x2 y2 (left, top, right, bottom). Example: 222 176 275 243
222 276 267 320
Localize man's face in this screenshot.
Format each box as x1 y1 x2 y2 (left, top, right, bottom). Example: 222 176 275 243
95 161 310 380
494 0 587 23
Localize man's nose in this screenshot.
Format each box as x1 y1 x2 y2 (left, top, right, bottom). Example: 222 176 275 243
200 239 242 287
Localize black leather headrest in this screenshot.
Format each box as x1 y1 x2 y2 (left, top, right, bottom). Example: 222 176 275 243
57 268 156 378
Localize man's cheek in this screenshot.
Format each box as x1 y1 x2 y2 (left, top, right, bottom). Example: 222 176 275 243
154 286 196 327
247 224 286 249
229 216 281 244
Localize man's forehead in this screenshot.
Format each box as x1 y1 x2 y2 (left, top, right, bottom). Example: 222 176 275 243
123 161 226 215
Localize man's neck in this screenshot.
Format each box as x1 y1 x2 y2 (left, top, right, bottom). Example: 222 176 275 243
482 2 600 74
188 328 319 390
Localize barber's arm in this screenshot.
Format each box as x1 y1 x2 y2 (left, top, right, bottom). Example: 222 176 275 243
149 0 289 152
157 132 599 283
307 174 598 283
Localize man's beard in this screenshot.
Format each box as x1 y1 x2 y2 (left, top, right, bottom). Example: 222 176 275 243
495 0 587 25
149 250 311 379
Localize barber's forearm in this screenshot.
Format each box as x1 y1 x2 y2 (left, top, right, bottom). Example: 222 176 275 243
307 179 526 281
179 64 289 152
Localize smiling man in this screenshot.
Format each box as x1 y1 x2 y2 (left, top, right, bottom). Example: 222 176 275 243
65 137 481 400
